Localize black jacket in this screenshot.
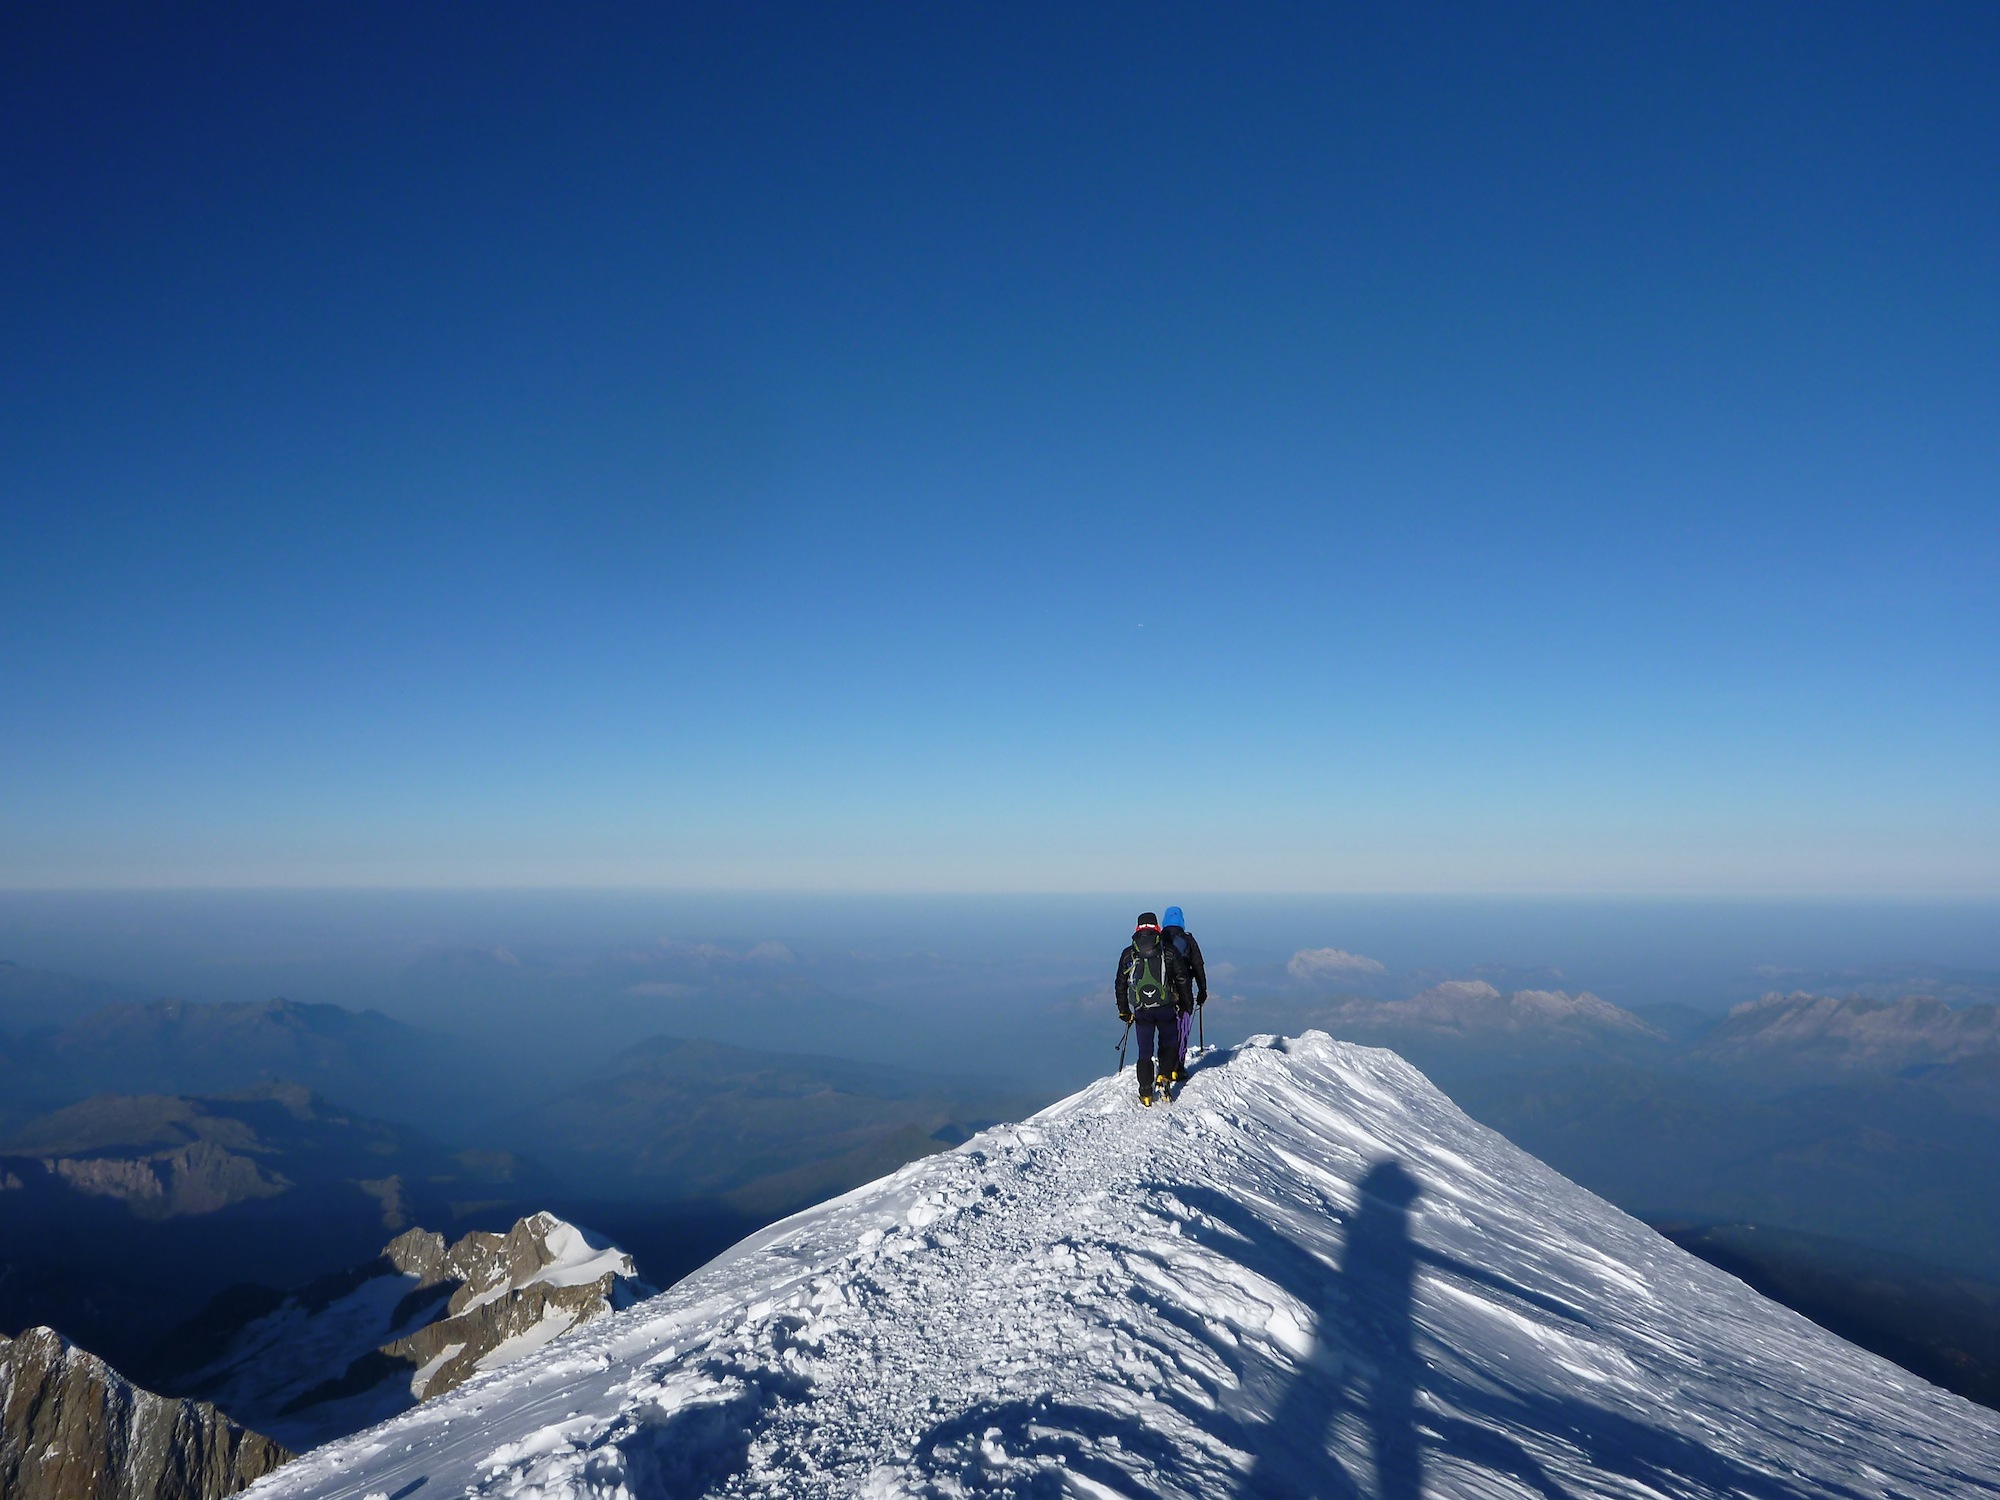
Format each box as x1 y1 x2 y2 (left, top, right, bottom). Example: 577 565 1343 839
1163 924 1207 1006
1116 930 1191 1018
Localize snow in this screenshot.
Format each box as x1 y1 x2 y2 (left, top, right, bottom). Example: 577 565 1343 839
250 1033 2000 1499
411 1343 467 1401
474 1309 579 1373
188 1269 433 1434
458 1218 640 1314
526 1221 639 1292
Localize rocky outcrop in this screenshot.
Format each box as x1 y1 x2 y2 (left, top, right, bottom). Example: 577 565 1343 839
170 1212 652 1451
369 1213 650 1401
0 1326 289 1500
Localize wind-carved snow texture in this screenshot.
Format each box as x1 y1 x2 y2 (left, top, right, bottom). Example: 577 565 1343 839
253 1034 2000 1499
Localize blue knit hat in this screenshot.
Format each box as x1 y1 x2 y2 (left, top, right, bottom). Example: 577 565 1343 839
1162 906 1184 929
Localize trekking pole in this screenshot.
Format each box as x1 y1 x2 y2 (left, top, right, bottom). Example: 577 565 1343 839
1198 1003 1204 1055
1115 1019 1132 1073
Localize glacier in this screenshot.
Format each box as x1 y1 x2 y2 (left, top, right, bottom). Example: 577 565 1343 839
251 1033 2000 1499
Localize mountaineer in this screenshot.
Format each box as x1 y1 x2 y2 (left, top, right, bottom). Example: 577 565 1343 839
1161 905 1207 1079
1116 912 1191 1106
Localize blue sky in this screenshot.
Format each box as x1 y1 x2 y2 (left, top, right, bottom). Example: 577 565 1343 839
3 3 1997 892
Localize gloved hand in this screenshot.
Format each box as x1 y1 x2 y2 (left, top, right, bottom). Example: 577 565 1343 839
1118 1007 1132 1024
1197 996 1205 1008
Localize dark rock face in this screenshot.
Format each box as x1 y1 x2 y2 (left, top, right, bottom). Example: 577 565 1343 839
0 1326 289 1500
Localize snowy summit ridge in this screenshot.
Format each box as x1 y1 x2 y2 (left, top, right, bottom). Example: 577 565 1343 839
256 1033 2000 1499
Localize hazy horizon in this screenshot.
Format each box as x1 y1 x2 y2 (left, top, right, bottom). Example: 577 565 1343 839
7 890 1997 1051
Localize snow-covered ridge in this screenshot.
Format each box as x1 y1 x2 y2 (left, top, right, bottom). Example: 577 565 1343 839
253 1034 2000 1499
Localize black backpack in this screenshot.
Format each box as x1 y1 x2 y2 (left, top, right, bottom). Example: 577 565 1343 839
1127 932 1176 1013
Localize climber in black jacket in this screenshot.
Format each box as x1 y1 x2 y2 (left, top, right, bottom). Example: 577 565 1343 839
1116 912 1191 1106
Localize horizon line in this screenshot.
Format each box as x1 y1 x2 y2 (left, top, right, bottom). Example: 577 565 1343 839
3 884 1999 903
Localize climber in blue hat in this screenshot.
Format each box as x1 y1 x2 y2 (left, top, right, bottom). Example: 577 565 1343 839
1160 907 1207 1082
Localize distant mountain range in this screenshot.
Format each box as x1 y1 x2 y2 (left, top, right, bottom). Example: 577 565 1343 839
0 959 141 1034
1695 990 2000 1077
11 960 2000 1429
1 1082 538 1226
0 987 1024 1220
0 990 526 1138
1282 979 2000 1087
508 1035 1037 1214
1286 983 2000 1290
0 981 1041 1377
0 1084 544 1375
1313 980 1669 1066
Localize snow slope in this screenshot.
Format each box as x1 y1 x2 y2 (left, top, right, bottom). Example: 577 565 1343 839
252 1034 2000 1499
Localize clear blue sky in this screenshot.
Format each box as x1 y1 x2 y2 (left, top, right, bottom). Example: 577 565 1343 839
3 3 1996 893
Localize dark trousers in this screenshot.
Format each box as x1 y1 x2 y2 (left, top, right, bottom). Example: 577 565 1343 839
1135 1009 1184 1093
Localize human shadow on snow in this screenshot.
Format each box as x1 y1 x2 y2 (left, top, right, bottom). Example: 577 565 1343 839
892 1156 1850 1499
1150 1164 1848 1500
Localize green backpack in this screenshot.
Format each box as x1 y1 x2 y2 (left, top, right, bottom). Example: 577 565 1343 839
1128 934 1174 1013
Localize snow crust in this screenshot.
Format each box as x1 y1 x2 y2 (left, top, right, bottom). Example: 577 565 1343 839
251 1033 2000 1499
475 1309 581 1374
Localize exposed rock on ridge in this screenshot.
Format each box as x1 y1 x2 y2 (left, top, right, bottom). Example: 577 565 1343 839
173 1211 652 1450
0 1325 288 1500
372 1212 653 1402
